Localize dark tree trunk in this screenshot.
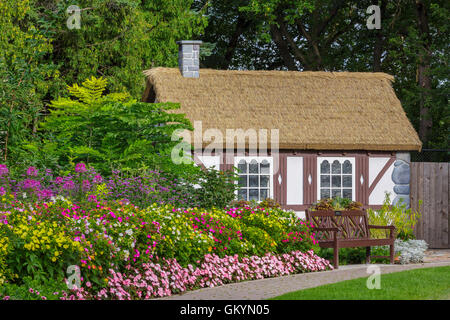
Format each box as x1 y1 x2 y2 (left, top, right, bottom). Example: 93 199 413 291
373 0 387 72
222 15 251 69
415 0 433 146
270 24 299 71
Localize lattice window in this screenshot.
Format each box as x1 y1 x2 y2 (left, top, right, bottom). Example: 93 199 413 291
235 157 273 202
318 157 355 200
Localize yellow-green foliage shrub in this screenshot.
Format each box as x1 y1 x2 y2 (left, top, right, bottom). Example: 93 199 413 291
367 193 421 240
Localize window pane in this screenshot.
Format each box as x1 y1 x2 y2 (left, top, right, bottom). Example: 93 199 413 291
260 160 270 174
260 189 268 200
343 175 352 187
238 189 247 200
343 160 352 174
320 189 330 199
332 160 341 174
320 160 330 174
238 160 247 174
249 175 259 187
249 160 259 173
343 189 352 199
249 189 259 201
238 176 247 187
332 175 341 187
320 175 330 188
331 189 341 198
260 175 270 187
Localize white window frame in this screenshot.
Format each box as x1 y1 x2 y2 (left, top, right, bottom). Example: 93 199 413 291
317 157 356 201
234 156 274 202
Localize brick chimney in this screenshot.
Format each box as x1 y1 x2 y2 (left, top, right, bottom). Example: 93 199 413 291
177 40 202 78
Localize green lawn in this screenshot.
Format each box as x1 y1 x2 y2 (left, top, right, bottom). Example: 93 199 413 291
271 266 450 300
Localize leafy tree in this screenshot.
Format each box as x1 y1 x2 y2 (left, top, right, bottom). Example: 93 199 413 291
40 76 196 175
36 0 207 97
0 0 207 167
0 0 60 164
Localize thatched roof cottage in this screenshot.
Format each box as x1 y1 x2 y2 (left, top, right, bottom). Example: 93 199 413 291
142 41 421 216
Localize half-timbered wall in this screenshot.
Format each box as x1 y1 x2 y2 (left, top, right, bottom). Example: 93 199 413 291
194 150 410 218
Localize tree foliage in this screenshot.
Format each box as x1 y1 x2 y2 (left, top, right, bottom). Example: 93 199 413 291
40 76 195 175
0 0 207 166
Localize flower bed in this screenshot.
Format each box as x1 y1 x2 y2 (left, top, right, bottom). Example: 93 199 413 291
0 191 331 299
68 250 331 300
0 163 193 207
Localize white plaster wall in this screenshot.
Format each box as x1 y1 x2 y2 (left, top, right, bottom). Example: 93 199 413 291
197 155 221 170
369 157 390 186
369 160 395 205
286 157 303 205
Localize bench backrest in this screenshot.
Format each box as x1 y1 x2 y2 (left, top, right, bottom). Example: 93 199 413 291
305 209 370 240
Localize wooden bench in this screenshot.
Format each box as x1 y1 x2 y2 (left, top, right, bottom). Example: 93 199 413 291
305 209 396 269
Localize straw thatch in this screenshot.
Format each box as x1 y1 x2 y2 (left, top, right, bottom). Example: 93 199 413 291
143 67 422 151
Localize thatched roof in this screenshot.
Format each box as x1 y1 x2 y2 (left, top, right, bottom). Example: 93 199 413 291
143 67 421 151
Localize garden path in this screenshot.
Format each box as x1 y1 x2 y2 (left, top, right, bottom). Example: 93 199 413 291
161 260 450 300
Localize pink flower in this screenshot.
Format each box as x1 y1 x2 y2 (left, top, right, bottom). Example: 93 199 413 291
75 163 87 173
0 164 8 176
26 166 39 177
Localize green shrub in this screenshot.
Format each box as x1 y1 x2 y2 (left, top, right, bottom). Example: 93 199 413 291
318 246 391 265
367 193 422 240
181 168 239 209
40 76 195 176
0 276 68 300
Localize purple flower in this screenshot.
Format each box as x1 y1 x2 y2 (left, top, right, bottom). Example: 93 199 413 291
82 180 91 192
38 188 53 200
0 186 5 196
26 166 39 177
75 163 87 173
62 180 75 190
23 179 41 190
54 177 63 184
0 164 8 176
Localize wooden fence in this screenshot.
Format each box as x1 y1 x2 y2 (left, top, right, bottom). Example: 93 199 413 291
411 162 449 248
